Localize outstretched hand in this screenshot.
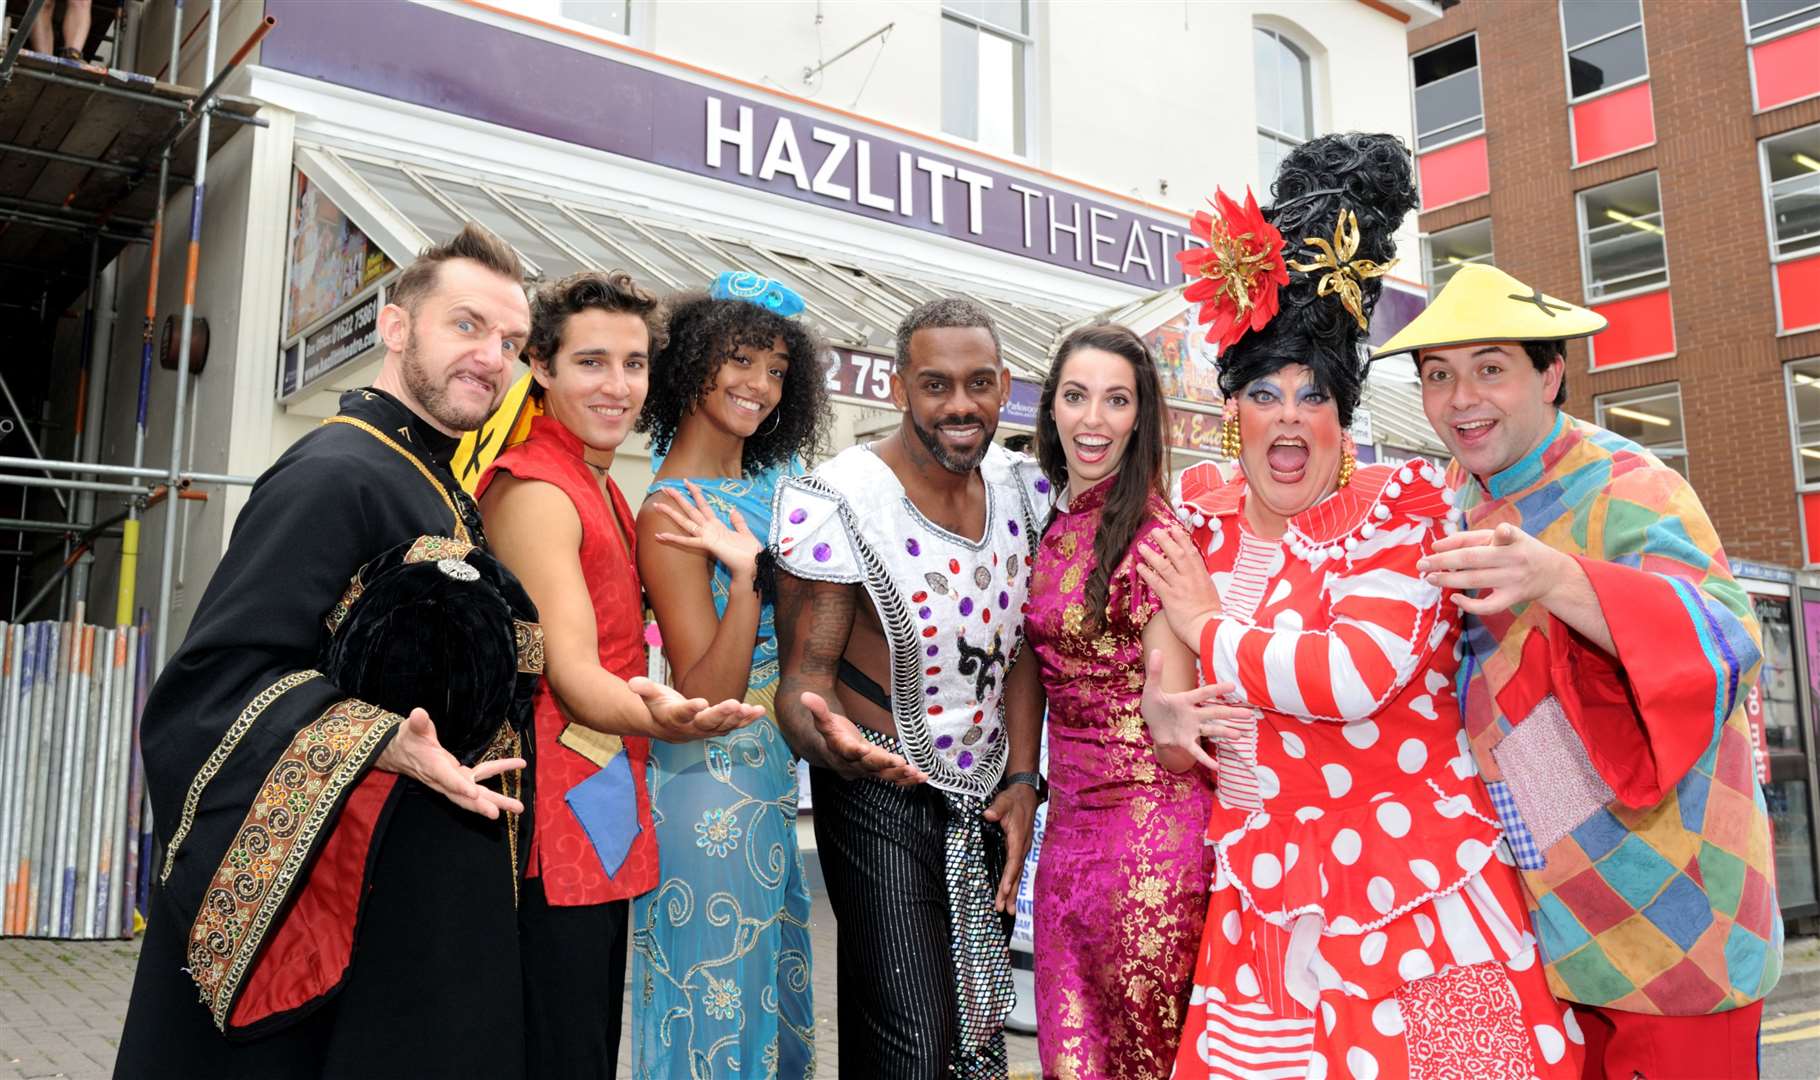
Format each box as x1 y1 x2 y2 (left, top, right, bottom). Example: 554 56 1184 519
1139 648 1248 774
630 676 764 742
650 480 763 582
1417 522 1569 616
375 708 525 819
801 691 927 786
1135 526 1223 649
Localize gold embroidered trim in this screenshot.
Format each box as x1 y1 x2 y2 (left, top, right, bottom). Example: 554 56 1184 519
477 725 525 906
187 698 401 1031
161 670 321 884
405 535 475 565
514 619 545 674
321 416 469 543
324 574 365 636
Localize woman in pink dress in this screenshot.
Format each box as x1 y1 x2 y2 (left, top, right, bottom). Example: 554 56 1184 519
1141 133 1582 1079
1023 323 1230 1080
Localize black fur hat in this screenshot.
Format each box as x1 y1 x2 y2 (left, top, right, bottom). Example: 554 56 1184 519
1215 132 1418 427
321 536 542 766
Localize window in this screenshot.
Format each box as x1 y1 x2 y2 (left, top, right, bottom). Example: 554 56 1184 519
1747 0 1820 42
1764 125 1820 260
1595 383 1687 477
559 1 630 35
1560 0 1648 100
1788 359 1820 486
1579 172 1668 300
1411 35 1484 151
942 2 1031 156
496 1 638 39
1256 26 1313 180
1422 219 1494 291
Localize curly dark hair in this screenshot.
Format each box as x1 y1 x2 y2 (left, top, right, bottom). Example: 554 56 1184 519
637 292 831 474
1216 132 1418 427
525 270 666 400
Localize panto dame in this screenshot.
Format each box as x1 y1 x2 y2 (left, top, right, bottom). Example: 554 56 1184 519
1141 133 1582 1080
1381 265 1779 1079
1022 323 1221 1080
629 274 831 1079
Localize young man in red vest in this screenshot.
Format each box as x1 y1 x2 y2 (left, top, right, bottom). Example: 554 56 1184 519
479 271 760 1078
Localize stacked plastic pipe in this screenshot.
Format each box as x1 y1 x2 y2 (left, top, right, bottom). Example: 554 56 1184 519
0 616 148 939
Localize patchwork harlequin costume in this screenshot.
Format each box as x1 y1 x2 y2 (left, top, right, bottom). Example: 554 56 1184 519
770 441 1049 1079
117 389 533 1079
1164 134 1582 1080
1377 263 1781 1077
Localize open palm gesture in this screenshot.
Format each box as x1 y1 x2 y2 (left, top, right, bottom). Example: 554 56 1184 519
650 479 762 580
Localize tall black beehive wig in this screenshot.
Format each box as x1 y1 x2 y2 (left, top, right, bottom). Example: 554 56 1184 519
1215 132 1418 427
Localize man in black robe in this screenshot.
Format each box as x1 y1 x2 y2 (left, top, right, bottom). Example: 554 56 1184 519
116 224 541 1078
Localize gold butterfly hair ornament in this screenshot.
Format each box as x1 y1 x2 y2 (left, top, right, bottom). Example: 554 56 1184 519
1287 209 1396 331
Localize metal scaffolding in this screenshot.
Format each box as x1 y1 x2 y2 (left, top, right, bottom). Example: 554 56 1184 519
0 3 270 652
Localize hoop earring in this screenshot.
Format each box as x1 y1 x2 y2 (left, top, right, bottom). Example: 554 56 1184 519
756 409 783 438
1338 433 1356 488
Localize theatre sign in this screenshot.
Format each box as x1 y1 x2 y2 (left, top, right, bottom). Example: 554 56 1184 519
260 0 1195 292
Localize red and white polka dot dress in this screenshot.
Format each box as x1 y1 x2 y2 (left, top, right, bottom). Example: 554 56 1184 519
1168 462 1582 1080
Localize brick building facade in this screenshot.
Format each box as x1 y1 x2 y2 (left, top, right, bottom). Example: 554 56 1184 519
1410 0 1820 568
1407 0 1820 923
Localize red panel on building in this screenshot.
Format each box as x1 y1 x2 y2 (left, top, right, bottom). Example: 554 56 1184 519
1417 135 1489 209
1571 82 1655 165
1588 288 1675 369
1803 492 1820 565
1753 25 1820 111
1777 254 1820 333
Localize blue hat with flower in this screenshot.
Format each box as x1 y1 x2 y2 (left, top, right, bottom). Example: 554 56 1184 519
710 271 806 318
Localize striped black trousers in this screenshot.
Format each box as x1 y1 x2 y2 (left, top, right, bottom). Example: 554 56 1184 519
809 765 1011 1079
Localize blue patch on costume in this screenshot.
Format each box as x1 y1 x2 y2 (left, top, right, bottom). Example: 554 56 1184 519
565 752 643 877
1572 806 1630 862
1535 892 1591 961
1643 874 1714 951
1486 780 1545 870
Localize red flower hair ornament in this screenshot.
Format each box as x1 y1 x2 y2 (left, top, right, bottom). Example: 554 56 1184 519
1175 187 1289 353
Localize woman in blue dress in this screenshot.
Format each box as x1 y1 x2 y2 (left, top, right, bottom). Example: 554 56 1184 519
631 274 830 1079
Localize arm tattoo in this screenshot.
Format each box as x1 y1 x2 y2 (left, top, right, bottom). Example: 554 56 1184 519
775 571 858 767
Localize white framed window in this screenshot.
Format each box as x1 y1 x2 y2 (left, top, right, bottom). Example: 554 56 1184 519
1256 26 1314 181
1787 358 1820 488
1560 0 1648 102
491 0 643 41
1411 34 1484 152
941 2 1033 157
1578 171 1668 300
1745 0 1820 43
1422 219 1494 292
559 0 632 36
1595 383 1688 477
1763 124 1820 261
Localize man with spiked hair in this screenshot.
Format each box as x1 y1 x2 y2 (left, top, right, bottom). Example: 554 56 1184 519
118 222 537 1078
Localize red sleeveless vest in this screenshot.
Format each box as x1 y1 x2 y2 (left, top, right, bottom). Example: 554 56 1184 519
478 415 657 905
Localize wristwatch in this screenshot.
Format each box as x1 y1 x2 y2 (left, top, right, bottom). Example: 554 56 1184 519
1004 770 1048 803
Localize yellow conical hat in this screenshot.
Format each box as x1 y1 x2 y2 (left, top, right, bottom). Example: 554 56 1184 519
1372 263 1606 360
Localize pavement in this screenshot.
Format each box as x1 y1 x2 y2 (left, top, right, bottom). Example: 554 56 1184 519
0 822 1042 1080
1 852 1812 1078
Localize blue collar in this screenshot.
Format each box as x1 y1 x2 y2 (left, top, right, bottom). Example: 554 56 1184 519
1483 411 1566 501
